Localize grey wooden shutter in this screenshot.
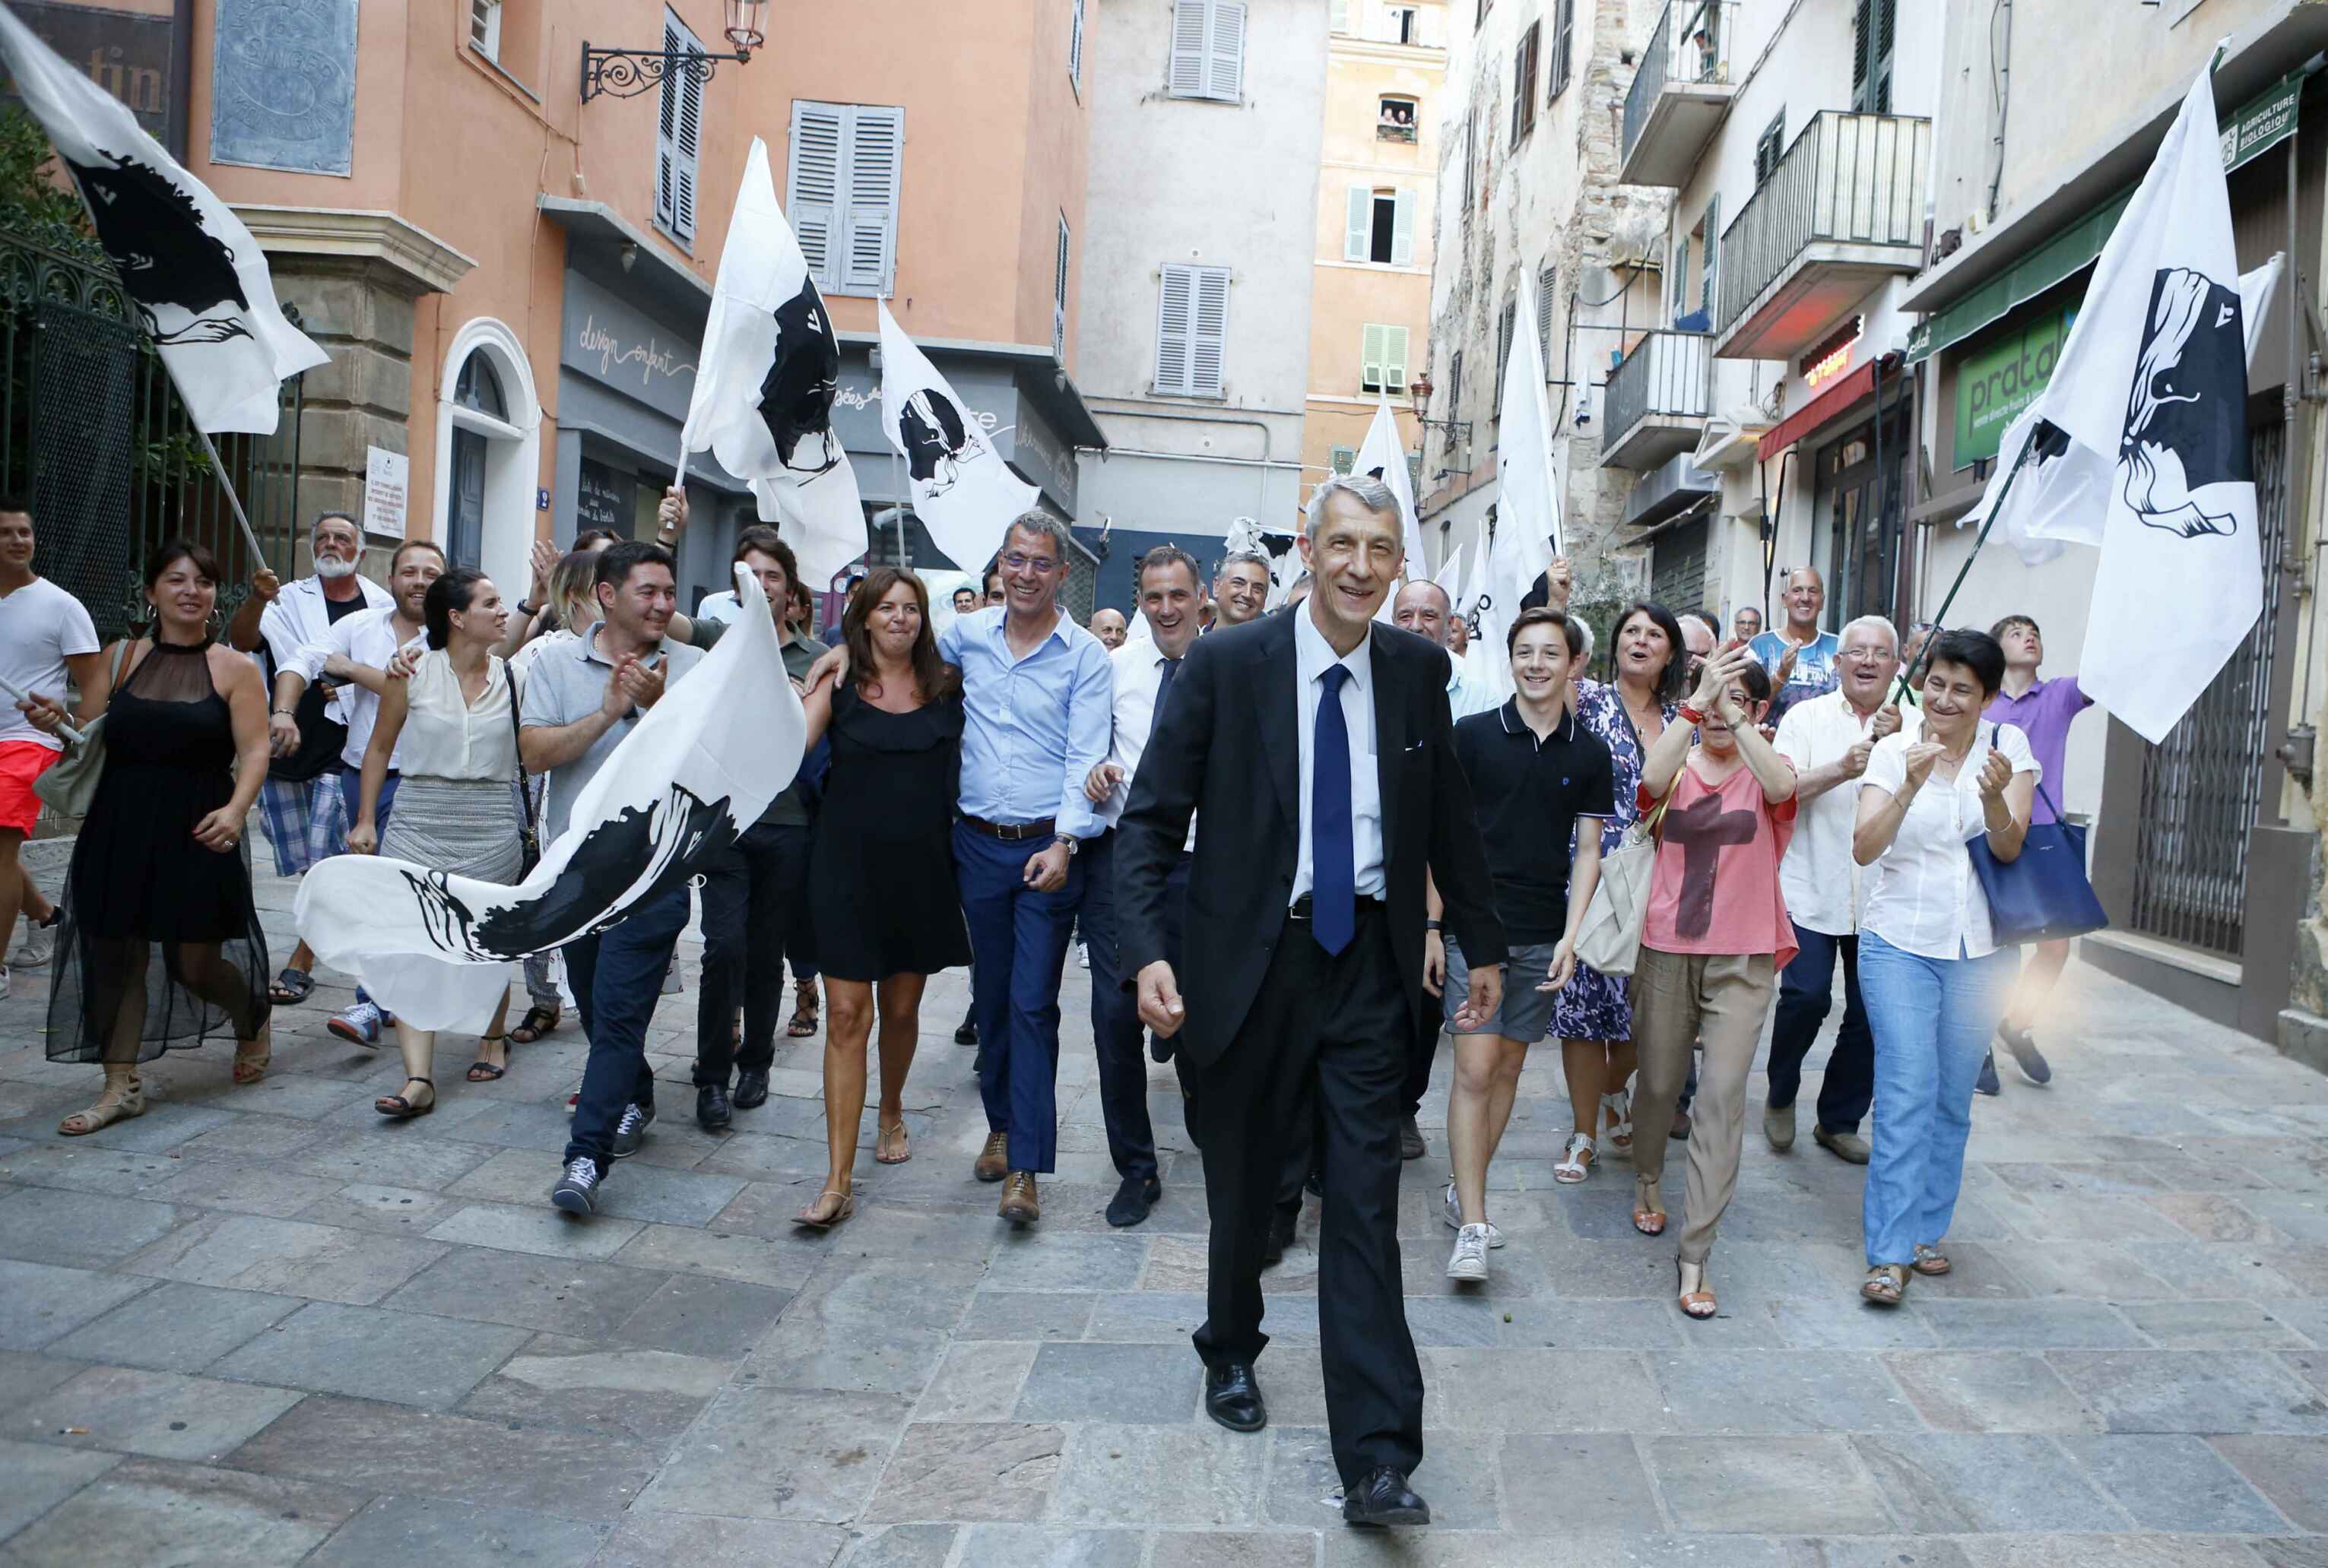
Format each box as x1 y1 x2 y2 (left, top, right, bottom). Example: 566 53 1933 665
1156 264 1194 392
1536 264 1555 369
1362 324 1386 391
787 102 844 288
1494 296 1516 403
842 106 902 295
1054 215 1070 360
655 11 699 239
1510 23 1536 147
1549 0 1573 100
1852 0 1894 112
1169 0 1209 96
1070 0 1085 90
1207 2 1247 101
1346 186 1371 261
1331 0 1350 32
1391 189 1416 265
1190 265 1229 394
672 19 703 243
1384 325 1410 390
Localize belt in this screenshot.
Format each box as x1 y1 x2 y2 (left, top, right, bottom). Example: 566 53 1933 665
961 814 1057 842
1288 893 1385 921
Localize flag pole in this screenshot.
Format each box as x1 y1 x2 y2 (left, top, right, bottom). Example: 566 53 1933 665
192 428 271 571
1892 423 2040 703
0 673 81 745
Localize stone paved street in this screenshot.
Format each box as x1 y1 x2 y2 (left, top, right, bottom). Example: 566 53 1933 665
3 864 2328 1565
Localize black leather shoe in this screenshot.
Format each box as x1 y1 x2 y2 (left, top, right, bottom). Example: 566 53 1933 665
953 1015 978 1046
732 1068 769 1110
1262 1207 1296 1267
1342 1466 1429 1528
1204 1362 1266 1433
1105 1174 1162 1228
1399 1117 1427 1161
696 1083 731 1132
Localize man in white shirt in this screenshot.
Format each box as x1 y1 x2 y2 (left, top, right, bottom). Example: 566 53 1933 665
1394 580 1496 724
268 539 442 1044
1766 613 1918 1163
0 502 101 988
1083 544 1204 1227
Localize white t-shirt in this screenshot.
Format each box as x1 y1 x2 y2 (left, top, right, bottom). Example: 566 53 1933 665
1858 722 2040 961
0 578 100 752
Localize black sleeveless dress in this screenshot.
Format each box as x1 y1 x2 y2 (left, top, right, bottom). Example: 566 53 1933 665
810 682 972 981
47 638 271 1061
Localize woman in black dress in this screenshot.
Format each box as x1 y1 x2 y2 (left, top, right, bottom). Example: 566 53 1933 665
794 567 969 1227
27 540 273 1135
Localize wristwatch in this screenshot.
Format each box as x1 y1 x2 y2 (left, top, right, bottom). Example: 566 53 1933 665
1425 919 1443 932
515 600 538 617
1054 835 1079 857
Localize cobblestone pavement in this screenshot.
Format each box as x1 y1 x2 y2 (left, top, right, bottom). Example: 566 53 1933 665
2 864 2327 1566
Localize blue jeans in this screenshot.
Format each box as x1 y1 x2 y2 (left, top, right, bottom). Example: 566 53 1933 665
1859 929 2018 1267
955 820 1084 1174
560 885 690 1177
1077 828 1157 1183
1766 924 1875 1135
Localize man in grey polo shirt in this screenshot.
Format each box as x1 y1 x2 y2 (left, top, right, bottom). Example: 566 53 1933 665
520 540 705 1216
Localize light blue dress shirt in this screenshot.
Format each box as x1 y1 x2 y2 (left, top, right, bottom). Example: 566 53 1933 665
939 604 1115 839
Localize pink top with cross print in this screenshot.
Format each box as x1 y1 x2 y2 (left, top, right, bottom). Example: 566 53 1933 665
1637 761 1800 971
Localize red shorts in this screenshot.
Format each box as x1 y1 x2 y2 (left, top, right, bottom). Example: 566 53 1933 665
0 740 61 836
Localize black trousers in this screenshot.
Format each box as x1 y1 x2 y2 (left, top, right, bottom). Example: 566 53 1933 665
1079 830 1158 1183
1400 982 1442 1121
694 821 813 1088
1765 923 1875 1134
1149 853 1200 1147
1193 904 1422 1487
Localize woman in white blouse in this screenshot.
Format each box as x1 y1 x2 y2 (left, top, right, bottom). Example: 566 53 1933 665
1851 629 2035 1306
349 568 525 1114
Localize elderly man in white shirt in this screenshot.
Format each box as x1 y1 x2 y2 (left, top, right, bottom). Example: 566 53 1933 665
1765 613 1919 1164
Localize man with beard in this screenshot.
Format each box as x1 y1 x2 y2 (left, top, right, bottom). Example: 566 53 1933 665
268 539 445 1046
1211 550 1271 629
230 512 392 1009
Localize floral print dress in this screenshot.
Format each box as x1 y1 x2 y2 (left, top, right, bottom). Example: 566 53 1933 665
1547 678 1677 1042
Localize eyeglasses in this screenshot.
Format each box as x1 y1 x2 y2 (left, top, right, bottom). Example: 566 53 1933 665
1001 552 1058 574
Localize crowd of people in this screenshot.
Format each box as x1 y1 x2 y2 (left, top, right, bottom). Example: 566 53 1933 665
0 483 2094 1528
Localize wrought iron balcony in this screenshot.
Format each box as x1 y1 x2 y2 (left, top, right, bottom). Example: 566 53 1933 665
1602 329 1712 471
1619 0 1738 188
1714 111 1930 360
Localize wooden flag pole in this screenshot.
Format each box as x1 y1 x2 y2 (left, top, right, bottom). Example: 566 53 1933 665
192 427 272 571
1892 423 2041 704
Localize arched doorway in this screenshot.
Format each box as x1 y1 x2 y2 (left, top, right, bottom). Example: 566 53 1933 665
447 352 510 568
431 318 541 604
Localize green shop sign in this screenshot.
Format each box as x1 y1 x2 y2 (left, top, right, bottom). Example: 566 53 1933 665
1954 306 2076 469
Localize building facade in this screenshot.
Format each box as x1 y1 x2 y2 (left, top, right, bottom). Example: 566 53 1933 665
1074 0 1329 610
1302 0 1447 502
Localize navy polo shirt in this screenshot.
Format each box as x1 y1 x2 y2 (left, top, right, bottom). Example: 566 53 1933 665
1451 698 1616 944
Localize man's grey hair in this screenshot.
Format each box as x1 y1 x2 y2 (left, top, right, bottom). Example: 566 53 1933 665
1572 614 1595 664
1003 511 1074 566
1214 549 1270 580
1838 613 1900 653
1303 474 1400 539
1676 612 1718 645
312 512 360 542
1138 543 1203 591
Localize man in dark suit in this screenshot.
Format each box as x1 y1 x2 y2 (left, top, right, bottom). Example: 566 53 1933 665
1118 476 1507 1529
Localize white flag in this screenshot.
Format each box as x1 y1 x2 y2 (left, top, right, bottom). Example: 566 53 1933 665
0 2 325 433
679 138 865 591
1472 271 1564 701
877 301 1037 575
1354 395 1428 579
1971 61 2260 743
296 565 804 1031
1432 541 1465 605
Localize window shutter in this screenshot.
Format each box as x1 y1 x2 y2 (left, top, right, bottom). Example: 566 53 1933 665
1190 265 1229 394
1699 195 1720 317
1510 24 1537 147
673 27 703 242
1872 0 1895 113
1156 264 1195 393
1345 185 1372 262
1549 0 1573 100
1384 325 1409 390
1460 112 1475 227
1054 216 1070 360
1391 188 1416 266
1207 2 1247 101
842 106 902 295
655 14 683 236
1169 0 1208 95
787 103 844 288
1494 296 1515 404
1331 0 1350 33
1362 323 1385 390
1536 264 1555 368
1070 0 1085 89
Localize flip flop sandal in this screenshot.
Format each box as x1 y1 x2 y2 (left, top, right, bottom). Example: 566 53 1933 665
509 1005 560 1044
876 1120 912 1164
1911 1243 1953 1276
375 1077 436 1120
466 1035 509 1083
794 1189 855 1230
267 967 314 1005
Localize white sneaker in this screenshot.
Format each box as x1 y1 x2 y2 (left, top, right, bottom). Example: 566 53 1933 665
1074 942 1089 970
1440 1179 1503 1246
11 922 52 970
0 964 11 1000
1445 1223 1491 1281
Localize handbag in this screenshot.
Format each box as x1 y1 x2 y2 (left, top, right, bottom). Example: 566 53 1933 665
506 664 540 878
1966 724 2108 945
1571 789 1673 979
33 641 128 819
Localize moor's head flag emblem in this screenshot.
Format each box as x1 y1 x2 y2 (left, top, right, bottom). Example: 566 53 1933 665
2120 266 2253 540
757 277 842 476
69 149 253 345
899 388 978 496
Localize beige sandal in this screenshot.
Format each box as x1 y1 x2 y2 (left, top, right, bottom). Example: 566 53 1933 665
875 1120 912 1164
1632 1172 1667 1236
795 1188 855 1230
1678 1259 1717 1320
59 1065 143 1136
1860 1264 1911 1306
233 1025 271 1086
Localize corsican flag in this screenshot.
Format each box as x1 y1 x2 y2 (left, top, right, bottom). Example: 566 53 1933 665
1354 394 1428 582
679 137 865 591
1969 59 2261 743
1432 540 1465 607
0 2 325 432
876 300 1037 575
1473 270 1565 700
296 565 805 1032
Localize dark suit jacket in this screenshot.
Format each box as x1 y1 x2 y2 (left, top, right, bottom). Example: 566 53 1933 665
1117 609 1508 1072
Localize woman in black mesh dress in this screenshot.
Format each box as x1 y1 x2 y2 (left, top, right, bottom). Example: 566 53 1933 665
24 540 273 1135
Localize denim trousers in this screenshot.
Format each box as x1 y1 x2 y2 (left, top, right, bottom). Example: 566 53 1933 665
1765 923 1876 1135
1859 929 2018 1267
1077 828 1158 1183
693 820 813 1085
560 885 690 1176
955 821 1084 1174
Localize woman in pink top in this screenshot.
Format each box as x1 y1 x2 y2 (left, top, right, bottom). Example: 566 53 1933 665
1627 646 1798 1320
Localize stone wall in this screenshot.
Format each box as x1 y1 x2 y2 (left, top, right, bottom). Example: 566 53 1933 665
271 258 424 579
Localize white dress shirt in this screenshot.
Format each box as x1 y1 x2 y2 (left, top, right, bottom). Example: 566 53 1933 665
292 604 427 770
1774 689 1923 936
258 574 393 726
1096 638 1196 847
1858 722 2040 961
1292 607 1384 902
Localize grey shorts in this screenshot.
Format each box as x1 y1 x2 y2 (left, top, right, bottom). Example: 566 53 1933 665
1442 936 1562 1041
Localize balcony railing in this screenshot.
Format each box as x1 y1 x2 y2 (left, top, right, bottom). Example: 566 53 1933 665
1603 329 1712 470
1715 112 1931 356
1621 0 1737 182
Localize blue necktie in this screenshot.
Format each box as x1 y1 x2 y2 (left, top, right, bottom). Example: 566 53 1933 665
1150 656 1179 740
1311 664 1356 955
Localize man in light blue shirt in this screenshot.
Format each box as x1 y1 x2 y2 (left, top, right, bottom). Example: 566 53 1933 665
940 512 1114 1225
1747 566 1841 728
